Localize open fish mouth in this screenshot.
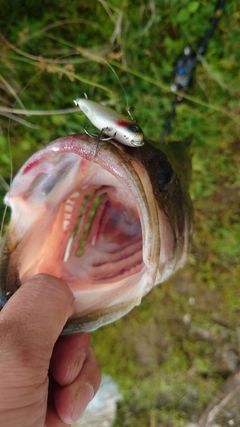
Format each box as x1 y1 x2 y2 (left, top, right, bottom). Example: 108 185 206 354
0 134 192 333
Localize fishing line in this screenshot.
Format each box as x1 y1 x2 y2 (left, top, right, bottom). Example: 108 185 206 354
0 51 80 239
0 44 130 237
0 70 43 240
159 0 226 143
83 55 132 118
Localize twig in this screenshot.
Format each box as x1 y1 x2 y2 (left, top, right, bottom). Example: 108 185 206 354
0 106 80 116
16 18 100 45
0 74 26 110
0 112 41 128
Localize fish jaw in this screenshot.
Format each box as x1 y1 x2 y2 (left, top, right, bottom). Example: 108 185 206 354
1 134 165 332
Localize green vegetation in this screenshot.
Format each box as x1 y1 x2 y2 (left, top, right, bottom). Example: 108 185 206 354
0 1 240 425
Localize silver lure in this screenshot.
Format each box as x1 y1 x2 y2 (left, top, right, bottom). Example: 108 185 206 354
74 98 144 147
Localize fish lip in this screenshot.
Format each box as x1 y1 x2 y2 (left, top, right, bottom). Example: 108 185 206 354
3 134 160 332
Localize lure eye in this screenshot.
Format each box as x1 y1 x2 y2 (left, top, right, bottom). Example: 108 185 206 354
128 124 143 133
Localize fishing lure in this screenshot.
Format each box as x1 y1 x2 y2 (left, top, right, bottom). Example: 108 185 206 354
74 98 144 147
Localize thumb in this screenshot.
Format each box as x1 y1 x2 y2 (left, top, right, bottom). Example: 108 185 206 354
0 273 75 368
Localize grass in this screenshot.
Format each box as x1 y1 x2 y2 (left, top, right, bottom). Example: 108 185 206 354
0 0 240 425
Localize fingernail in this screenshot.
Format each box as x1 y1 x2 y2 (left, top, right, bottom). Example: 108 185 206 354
71 383 95 422
66 352 86 384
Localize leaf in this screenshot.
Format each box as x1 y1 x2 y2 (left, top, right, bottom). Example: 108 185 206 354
188 1 200 14
176 8 190 23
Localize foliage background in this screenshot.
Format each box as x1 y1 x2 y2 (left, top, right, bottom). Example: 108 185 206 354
0 0 240 425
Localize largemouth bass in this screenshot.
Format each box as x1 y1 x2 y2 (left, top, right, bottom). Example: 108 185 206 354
0 134 192 333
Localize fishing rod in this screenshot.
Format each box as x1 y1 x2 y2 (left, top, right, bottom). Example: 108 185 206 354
159 0 226 143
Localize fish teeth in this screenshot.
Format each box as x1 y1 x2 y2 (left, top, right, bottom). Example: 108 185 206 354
65 204 74 212
63 202 74 231
63 219 70 231
64 213 72 220
71 191 80 198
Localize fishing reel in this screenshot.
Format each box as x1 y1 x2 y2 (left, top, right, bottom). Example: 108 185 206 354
171 46 197 94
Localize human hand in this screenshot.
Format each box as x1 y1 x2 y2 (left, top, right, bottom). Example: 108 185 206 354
0 274 101 427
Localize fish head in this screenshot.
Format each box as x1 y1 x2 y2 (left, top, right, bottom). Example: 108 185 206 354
0 134 192 332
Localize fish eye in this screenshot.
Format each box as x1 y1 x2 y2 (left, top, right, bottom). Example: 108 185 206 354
128 124 143 133
158 163 173 191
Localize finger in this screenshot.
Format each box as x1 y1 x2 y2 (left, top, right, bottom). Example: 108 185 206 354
50 333 90 386
45 403 70 427
54 348 101 424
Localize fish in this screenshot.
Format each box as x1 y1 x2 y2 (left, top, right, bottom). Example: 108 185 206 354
0 133 192 333
74 99 145 147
